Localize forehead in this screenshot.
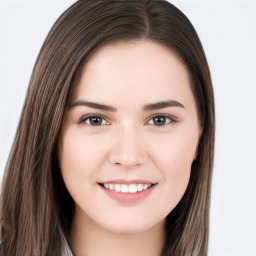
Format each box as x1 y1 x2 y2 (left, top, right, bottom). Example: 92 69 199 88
70 40 192 108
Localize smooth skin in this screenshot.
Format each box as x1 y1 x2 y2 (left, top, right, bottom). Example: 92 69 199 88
58 40 201 256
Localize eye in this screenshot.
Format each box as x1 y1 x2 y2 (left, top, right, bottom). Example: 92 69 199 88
148 115 174 126
79 115 109 126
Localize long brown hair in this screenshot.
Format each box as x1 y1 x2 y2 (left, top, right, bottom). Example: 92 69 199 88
0 0 214 255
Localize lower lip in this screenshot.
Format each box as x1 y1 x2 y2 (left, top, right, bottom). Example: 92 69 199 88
99 184 156 204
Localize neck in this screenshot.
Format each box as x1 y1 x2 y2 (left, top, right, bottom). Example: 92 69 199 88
70 208 165 256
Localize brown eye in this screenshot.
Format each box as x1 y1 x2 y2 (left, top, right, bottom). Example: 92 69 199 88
89 117 102 125
148 115 174 126
81 116 108 126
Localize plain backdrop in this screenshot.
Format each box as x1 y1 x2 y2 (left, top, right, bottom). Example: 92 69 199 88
0 1 255 255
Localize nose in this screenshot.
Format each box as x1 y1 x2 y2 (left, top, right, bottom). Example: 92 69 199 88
108 125 147 169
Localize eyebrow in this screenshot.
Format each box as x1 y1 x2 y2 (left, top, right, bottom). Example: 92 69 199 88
142 100 184 111
70 100 117 111
70 100 184 111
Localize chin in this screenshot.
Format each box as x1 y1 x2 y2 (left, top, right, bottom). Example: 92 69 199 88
100 217 165 236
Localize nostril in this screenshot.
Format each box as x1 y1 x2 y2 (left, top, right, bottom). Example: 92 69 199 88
108 150 147 168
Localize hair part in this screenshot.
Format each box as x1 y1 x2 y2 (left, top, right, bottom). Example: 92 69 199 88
0 1 214 255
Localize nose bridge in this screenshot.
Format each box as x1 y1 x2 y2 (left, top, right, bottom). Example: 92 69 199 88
108 123 147 168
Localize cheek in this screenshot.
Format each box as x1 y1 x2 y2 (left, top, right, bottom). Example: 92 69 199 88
153 129 198 174
151 129 199 210
58 128 106 187
163 144 192 197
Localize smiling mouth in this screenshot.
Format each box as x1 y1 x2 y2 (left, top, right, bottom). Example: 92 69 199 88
98 183 156 193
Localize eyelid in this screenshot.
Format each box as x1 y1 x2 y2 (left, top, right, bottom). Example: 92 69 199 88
78 113 177 126
78 114 110 125
146 114 177 125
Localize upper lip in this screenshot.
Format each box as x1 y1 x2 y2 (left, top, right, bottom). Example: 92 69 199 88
98 179 157 185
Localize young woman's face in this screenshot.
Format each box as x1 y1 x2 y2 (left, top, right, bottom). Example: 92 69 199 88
59 41 201 234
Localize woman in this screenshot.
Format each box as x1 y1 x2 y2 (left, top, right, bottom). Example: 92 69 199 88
0 0 215 255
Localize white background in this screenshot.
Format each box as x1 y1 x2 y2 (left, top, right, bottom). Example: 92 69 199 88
0 1 255 255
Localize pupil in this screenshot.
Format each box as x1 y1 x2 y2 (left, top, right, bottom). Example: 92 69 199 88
91 117 102 125
153 116 166 125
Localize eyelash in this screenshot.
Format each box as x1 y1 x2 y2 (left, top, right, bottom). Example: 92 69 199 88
78 114 176 127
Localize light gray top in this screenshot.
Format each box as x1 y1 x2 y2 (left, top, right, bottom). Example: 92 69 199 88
62 241 73 256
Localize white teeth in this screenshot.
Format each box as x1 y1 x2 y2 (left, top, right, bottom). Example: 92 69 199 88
103 183 153 193
109 184 115 190
128 184 137 193
137 184 143 192
143 184 149 190
114 184 121 192
121 184 129 193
